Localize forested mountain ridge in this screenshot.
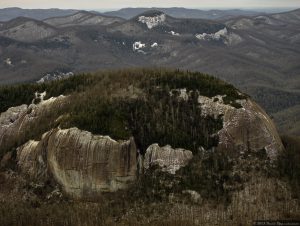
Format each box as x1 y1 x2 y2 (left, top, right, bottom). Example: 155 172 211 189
103 7 261 20
0 7 78 21
0 69 299 225
0 9 299 135
0 7 261 22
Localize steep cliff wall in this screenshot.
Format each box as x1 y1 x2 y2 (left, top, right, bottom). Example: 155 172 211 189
0 95 66 157
198 95 284 160
0 70 286 201
1 94 284 199
17 127 137 199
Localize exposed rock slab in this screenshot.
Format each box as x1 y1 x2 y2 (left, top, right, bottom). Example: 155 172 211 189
144 144 193 174
17 140 47 181
198 95 284 160
0 95 66 157
138 14 166 29
198 94 233 118
17 127 137 199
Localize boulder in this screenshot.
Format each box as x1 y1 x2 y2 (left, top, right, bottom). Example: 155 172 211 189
144 144 193 174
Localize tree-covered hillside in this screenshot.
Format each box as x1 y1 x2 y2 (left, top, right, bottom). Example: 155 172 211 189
0 68 299 226
0 68 245 156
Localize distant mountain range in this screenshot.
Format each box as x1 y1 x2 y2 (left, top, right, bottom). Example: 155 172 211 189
103 7 262 20
0 8 299 135
0 7 78 21
0 7 262 22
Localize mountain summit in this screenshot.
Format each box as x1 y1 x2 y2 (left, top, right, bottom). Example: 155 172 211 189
1 69 297 225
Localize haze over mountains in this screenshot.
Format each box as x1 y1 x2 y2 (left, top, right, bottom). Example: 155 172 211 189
0 7 299 135
0 7 264 21
0 7 78 21
103 7 261 20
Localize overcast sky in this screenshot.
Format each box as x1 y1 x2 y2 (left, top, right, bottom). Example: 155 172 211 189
0 0 300 10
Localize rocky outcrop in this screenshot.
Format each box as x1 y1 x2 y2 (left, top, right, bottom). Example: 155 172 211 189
198 94 232 118
138 14 166 29
17 127 137 199
218 99 284 160
0 104 28 126
0 95 66 157
17 140 47 181
143 144 193 174
198 95 284 160
1 86 285 201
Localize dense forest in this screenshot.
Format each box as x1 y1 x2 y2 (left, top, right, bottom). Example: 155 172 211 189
0 68 245 155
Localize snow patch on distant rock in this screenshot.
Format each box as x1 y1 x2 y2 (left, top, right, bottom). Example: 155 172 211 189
133 41 146 52
151 42 158 47
169 31 180 36
196 27 242 45
4 58 12 66
138 14 166 29
37 72 74 83
196 27 228 41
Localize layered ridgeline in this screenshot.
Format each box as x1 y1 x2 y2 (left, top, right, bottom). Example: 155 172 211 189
0 69 299 225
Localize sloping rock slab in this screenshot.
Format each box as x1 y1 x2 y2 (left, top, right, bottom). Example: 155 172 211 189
144 144 193 174
17 127 137 199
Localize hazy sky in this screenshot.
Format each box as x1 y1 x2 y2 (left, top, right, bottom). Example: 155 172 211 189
0 0 300 10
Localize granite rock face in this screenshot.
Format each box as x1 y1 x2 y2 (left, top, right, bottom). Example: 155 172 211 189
17 127 137 199
144 144 193 174
198 95 284 160
17 140 44 180
218 99 284 160
0 95 66 157
1 88 285 201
